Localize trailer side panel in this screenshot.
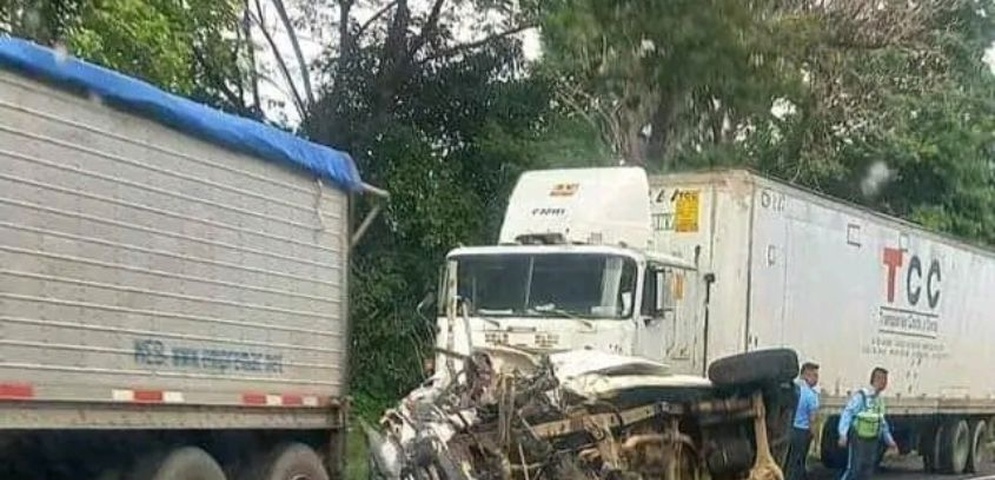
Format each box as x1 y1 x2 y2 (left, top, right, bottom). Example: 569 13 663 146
652 169 995 414
749 174 995 412
0 69 349 420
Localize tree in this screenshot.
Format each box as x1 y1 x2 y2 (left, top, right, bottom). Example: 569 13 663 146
1 0 82 44
300 0 555 417
539 0 995 249
538 0 801 168
735 0 995 227
2 0 262 118
537 0 992 171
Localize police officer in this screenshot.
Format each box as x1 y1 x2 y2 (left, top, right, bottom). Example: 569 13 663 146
837 367 899 480
786 362 821 480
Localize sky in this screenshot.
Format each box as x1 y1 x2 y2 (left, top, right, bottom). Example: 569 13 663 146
251 1 995 127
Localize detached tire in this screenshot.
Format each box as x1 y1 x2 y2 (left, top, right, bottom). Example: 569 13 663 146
128 446 226 480
707 348 799 387
247 443 329 480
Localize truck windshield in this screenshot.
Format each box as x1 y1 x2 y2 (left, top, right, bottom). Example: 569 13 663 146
453 253 637 319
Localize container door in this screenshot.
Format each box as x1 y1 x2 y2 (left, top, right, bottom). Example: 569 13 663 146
747 187 790 349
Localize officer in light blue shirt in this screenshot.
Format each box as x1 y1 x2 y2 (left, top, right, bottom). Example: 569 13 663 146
837 367 898 480
786 362 821 480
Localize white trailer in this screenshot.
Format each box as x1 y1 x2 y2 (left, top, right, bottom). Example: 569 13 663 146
649 169 995 474
0 38 379 480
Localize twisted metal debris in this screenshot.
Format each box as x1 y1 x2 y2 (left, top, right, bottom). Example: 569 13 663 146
367 346 792 480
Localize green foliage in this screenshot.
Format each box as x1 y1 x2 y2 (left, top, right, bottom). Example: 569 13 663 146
3 0 258 117
69 0 194 92
306 20 557 416
538 0 801 165
1 0 84 43
731 1 995 244
540 0 995 252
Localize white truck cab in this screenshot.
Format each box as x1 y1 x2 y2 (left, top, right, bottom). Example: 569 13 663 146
429 167 706 378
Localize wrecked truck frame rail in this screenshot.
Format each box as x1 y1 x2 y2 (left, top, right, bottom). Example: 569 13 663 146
468 398 760 480
367 347 800 480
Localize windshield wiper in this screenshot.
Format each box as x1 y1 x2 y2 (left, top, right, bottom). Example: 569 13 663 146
462 302 503 329
528 307 595 329
477 316 502 329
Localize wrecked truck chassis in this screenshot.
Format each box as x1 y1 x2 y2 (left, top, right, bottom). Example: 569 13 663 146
385 395 784 480
368 348 800 480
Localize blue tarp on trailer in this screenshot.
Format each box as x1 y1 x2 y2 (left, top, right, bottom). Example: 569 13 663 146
0 37 363 192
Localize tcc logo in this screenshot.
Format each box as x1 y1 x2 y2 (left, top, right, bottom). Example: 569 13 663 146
882 247 941 309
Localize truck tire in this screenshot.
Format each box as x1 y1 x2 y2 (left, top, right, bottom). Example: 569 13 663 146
706 437 754 476
966 419 989 473
246 443 329 480
921 423 941 473
707 349 798 387
938 419 970 474
128 446 227 480
874 442 887 471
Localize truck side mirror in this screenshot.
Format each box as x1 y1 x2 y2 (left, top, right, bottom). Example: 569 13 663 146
416 292 436 318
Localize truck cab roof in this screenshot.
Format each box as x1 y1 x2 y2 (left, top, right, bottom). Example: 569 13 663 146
446 244 697 270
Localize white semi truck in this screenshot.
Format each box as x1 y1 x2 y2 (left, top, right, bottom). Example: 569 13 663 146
0 38 383 480
368 167 802 480
379 166 993 478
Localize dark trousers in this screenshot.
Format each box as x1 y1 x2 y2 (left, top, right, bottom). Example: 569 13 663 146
841 433 879 480
786 427 813 480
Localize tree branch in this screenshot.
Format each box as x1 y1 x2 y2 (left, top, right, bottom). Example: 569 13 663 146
250 0 306 118
800 0 958 51
554 78 620 160
242 0 262 113
554 85 601 139
408 0 446 57
383 0 410 65
191 46 254 117
233 25 247 107
417 23 535 65
373 0 411 113
356 0 398 39
271 0 314 106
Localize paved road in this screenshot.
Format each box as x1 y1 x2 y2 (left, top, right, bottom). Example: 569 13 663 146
809 455 995 480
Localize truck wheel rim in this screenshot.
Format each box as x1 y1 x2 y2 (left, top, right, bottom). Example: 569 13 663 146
955 421 971 472
972 421 989 468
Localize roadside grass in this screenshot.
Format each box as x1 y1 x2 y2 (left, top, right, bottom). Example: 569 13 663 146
345 420 370 479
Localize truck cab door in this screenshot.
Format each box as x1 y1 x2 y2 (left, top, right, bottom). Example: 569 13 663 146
633 265 672 362
634 263 700 372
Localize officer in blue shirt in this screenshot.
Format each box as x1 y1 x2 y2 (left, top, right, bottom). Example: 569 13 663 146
786 362 821 480
837 367 898 480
